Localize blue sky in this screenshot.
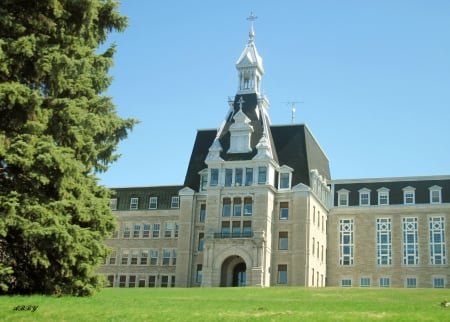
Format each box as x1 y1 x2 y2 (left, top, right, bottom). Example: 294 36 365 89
98 0 450 188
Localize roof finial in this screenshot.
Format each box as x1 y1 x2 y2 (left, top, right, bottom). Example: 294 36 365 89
246 12 257 41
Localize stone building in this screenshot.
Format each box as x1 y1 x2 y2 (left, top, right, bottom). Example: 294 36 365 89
98 23 450 288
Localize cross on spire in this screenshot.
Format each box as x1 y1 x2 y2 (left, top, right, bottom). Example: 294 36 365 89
246 12 258 24
238 96 245 110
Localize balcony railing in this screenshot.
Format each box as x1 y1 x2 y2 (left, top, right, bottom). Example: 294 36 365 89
213 232 253 239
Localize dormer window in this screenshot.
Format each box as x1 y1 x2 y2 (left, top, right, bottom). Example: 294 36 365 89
210 168 219 186
359 188 371 206
109 198 118 210
429 186 442 204
149 196 158 209
403 187 416 205
337 189 349 207
377 188 390 206
130 197 139 210
278 166 293 190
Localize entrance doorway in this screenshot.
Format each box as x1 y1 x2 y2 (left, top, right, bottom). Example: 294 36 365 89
220 256 247 287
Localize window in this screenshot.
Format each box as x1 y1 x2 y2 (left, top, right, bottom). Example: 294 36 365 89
359 188 370 206
122 223 131 238
433 277 445 288
377 218 392 266
403 187 415 205
235 168 243 186
161 276 169 288
148 276 156 287
138 278 146 288
279 172 290 189
429 186 442 204
153 223 160 238
121 249 129 265
198 233 204 251
199 204 206 222
149 196 158 209
130 249 138 265
379 278 390 288
429 217 446 265
164 223 173 238
244 198 252 216
339 219 354 266
196 264 203 283
245 168 253 186
337 189 349 207
107 275 114 287
210 168 219 186
225 169 233 187
171 276 176 287
406 278 416 288
258 166 267 184
278 264 287 284
109 198 118 210
402 217 419 265
128 275 136 287
341 279 352 287
221 222 230 237
280 202 289 220
312 237 315 255
133 224 141 238
109 250 117 265
150 250 158 265
174 224 179 238
172 249 177 265
222 198 231 217
360 278 370 287
377 188 389 205
200 173 208 191
233 198 242 216
140 250 149 265
171 196 179 208
232 221 240 237
143 224 151 238
119 275 126 287
279 232 288 250
130 197 139 210
163 249 170 265
242 221 252 237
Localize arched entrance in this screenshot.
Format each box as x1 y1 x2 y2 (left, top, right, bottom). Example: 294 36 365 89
220 256 247 287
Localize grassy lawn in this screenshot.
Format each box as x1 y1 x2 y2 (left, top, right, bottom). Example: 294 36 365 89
1 287 450 321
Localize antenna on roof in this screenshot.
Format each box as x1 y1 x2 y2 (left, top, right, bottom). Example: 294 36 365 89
283 101 303 124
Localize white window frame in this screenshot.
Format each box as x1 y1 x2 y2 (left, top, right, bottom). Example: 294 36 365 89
402 217 419 265
130 197 139 210
149 196 158 209
339 219 354 266
429 216 446 265
360 277 371 287
109 198 118 210
337 189 349 207
341 279 352 287
377 187 389 206
405 277 417 288
429 185 442 204
379 277 390 288
433 277 445 288
359 188 371 207
171 196 180 208
376 217 392 266
402 186 416 205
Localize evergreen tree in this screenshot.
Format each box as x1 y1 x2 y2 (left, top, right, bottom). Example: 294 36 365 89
0 0 136 295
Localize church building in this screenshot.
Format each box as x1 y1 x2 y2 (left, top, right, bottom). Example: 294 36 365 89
98 22 450 288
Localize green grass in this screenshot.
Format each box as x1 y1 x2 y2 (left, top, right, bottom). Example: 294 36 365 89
1 287 450 321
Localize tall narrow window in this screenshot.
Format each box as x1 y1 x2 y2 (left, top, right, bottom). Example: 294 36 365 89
402 217 419 265
258 166 267 184
221 222 230 237
200 173 208 191
403 187 415 205
232 221 241 237
198 233 204 251
377 218 392 266
109 198 118 210
140 250 149 265
279 172 290 189
143 224 151 238
153 223 160 238
164 223 173 238
278 265 287 284
244 197 252 216
162 249 171 265
130 197 139 210
210 168 219 186
109 250 117 265
222 198 231 217
196 264 203 283
243 221 252 237
377 188 390 205
130 249 139 265
245 168 253 186
233 197 242 216
225 169 233 187
279 232 288 250
149 196 158 209
339 219 354 266
429 186 442 204
150 250 158 265
337 189 349 207
174 224 179 238
121 249 129 265
359 188 370 206
171 196 179 208
123 223 131 238
280 202 289 220
199 204 206 222
430 217 446 265
172 250 177 265
133 224 141 238
235 168 243 186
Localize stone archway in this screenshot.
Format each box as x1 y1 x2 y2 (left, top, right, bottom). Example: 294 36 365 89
220 255 247 287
